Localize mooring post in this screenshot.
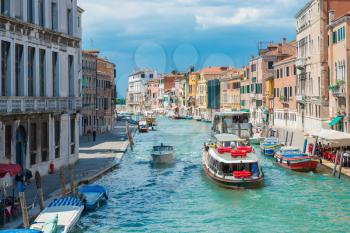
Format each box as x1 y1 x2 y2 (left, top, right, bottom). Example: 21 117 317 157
289 132 294 146
17 181 29 229
311 137 318 156
69 164 75 195
59 167 66 196
333 151 340 176
35 171 45 211
338 152 346 179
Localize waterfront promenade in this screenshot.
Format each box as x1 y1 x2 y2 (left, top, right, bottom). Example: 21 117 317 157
4 121 134 229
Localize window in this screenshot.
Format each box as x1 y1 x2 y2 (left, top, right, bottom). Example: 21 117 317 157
38 0 45 26
5 125 11 159
289 86 293 97
274 88 276 97
280 68 283 78
30 123 37 165
68 55 74 97
28 47 35 96
27 0 35 23
276 69 279 78
268 61 274 70
1 0 10 16
39 49 46 97
251 64 256 72
52 52 58 96
1 41 10 96
15 44 23 96
51 2 58 31
14 0 22 19
67 9 73 35
333 31 337 44
41 122 48 162
286 67 290 77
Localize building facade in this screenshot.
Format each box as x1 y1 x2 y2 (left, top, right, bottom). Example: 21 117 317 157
127 69 157 114
295 0 350 131
81 50 98 135
0 0 83 179
96 57 116 133
328 12 350 132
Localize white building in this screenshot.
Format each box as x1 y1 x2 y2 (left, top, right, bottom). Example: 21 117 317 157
126 69 157 113
0 0 83 179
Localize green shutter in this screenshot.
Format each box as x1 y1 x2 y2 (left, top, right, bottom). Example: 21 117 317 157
333 31 337 44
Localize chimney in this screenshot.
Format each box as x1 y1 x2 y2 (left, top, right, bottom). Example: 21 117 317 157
329 10 336 24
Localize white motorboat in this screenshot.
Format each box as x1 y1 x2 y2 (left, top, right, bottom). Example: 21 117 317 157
151 144 175 163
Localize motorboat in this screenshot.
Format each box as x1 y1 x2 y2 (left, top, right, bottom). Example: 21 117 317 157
138 120 149 133
274 146 319 172
151 144 175 164
30 197 83 233
79 185 108 211
202 134 264 189
249 136 265 145
260 137 281 156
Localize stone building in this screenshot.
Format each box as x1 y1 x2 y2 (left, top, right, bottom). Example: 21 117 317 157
96 57 116 134
220 70 241 111
295 0 350 131
0 0 83 179
240 66 251 113
81 50 98 135
328 12 350 132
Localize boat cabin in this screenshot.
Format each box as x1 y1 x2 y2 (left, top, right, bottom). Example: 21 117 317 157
211 112 252 139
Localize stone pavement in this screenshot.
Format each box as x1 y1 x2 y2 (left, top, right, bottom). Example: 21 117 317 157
3 120 135 229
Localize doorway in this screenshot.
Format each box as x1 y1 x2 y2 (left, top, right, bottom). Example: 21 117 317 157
16 125 27 168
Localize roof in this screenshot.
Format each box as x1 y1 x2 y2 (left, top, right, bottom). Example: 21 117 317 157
215 134 244 142
200 67 231 75
307 129 350 147
209 148 258 164
214 111 249 117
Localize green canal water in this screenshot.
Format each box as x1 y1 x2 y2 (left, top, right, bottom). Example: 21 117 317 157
76 118 350 233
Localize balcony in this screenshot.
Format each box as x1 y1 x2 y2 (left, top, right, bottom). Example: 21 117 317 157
296 95 305 104
330 82 346 98
296 58 306 70
0 97 82 115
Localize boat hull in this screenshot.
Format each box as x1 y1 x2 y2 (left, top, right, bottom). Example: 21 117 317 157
139 128 148 133
274 156 319 172
260 147 276 156
202 163 263 189
151 153 174 164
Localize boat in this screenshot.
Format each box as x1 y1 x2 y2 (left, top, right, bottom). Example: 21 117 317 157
138 120 149 133
260 137 280 156
249 135 265 145
0 230 42 233
274 146 319 172
202 134 264 189
211 111 252 139
184 116 193 120
79 185 108 211
151 144 175 164
30 197 83 233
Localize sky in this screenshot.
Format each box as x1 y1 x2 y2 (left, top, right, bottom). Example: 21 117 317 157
78 0 310 98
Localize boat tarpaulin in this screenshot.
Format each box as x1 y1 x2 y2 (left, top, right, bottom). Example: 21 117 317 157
329 116 343 126
0 164 22 178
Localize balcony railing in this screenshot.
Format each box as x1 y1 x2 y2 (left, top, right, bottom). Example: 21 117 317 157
296 58 306 70
0 97 82 114
296 95 305 104
331 83 346 98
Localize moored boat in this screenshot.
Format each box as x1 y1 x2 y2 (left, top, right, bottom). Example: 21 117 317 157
151 144 175 164
138 120 149 133
274 146 319 172
202 134 264 189
260 137 280 156
79 185 108 211
30 197 83 233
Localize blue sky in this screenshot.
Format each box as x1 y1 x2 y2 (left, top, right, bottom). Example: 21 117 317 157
78 0 310 98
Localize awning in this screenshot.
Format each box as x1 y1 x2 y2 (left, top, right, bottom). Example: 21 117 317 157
0 164 22 178
307 129 350 147
240 109 250 113
329 116 343 126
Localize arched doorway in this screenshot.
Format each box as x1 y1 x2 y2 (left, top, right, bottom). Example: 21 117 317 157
16 125 27 168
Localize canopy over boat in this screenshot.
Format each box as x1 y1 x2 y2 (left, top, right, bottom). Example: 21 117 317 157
214 134 245 143
209 148 258 164
306 129 350 147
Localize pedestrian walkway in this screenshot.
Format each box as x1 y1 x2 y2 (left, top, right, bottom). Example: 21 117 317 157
3 121 133 229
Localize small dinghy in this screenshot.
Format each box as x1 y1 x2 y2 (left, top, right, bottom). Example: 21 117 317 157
79 185 108 211
30 197 83 233
151 144 175 164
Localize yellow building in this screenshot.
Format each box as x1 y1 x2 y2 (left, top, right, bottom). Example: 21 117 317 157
189 72 199 98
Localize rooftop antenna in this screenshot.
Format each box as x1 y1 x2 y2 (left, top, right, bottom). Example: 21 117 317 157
257 41 273 55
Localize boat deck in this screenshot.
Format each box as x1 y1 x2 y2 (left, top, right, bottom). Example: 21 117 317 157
209 149 258 164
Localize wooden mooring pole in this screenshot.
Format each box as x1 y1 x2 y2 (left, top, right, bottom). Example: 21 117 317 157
338 152 346 179
17 181 30 229
332 151 340 176
59 167 67 196
126 122 134 151
69 164 76 195
35 171 45 211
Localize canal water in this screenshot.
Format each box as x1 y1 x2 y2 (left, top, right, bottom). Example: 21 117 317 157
76 118 350 233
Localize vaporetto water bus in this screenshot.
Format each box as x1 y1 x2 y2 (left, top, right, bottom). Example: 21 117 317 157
202 134 264 189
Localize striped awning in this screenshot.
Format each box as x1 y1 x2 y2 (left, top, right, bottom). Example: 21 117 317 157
48 197 82 208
